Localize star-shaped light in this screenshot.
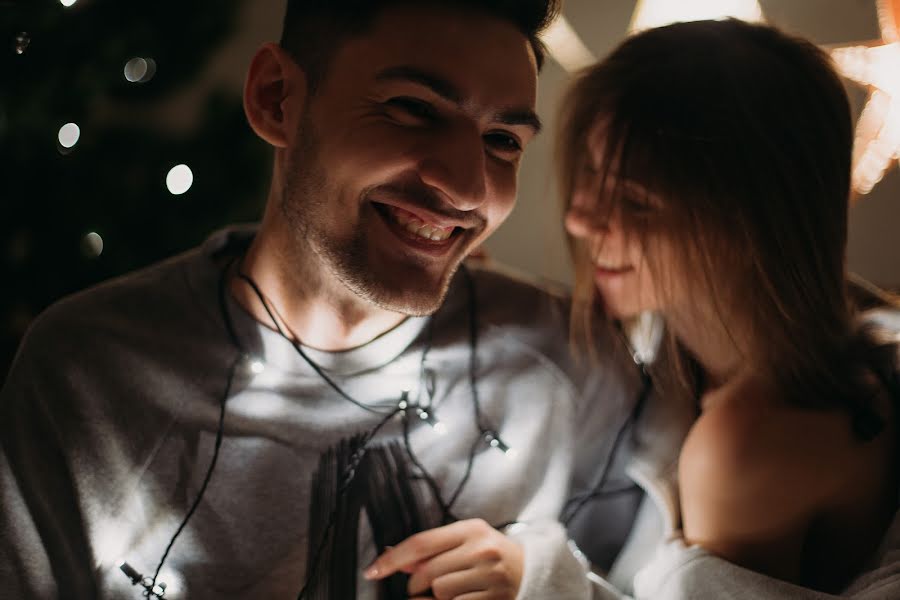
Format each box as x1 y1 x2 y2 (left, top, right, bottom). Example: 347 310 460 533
832 0 900 195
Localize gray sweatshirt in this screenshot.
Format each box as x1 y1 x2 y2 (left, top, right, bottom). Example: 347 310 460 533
0 227 625 599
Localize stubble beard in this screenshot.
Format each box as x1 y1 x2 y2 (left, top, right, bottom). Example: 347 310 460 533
279 115 460 317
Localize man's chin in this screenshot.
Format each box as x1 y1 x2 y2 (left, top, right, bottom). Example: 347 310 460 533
361 265 456 316
370 281 449 317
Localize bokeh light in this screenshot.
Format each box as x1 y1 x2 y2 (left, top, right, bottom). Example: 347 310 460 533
14 32 31 55
166 164 194 195
124 57 157 83
57 123 81 149
81 232 104 258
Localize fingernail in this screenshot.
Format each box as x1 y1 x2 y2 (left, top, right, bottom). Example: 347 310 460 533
363 566 379 580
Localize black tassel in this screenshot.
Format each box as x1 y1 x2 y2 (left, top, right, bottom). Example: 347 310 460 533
306 434 368 600
365 443 442 599
305 436 441 600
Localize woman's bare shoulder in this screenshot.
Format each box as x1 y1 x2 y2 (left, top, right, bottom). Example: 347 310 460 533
678 375 872 578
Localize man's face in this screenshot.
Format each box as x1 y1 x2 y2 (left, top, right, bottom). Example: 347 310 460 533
279 6 540 316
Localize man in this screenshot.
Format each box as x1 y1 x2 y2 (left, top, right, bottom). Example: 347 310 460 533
1 1 628 598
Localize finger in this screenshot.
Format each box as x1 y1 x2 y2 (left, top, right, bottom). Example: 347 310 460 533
430 567 485 599
380 545 432 575
453 593 497 600
407 545 476 595
364 523 469 580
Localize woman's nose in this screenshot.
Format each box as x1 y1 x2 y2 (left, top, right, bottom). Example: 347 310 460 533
565 205 609 239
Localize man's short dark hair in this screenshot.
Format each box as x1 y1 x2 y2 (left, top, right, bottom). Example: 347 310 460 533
279 0 561 93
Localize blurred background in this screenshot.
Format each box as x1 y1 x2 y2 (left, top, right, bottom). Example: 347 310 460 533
2 0 898 379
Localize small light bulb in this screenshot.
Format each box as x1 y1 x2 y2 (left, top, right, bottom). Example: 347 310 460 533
60 0 78 7
412 406 446 434
117 560 142 584
484 431 514 456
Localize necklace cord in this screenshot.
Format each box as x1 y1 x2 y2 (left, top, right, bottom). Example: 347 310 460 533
561 325 653 527
236 271 387 416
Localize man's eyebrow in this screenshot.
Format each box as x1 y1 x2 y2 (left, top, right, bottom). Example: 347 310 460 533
493 109 542 135
375 66 542 134
375 66 464 104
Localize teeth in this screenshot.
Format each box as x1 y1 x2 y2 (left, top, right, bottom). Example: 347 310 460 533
387 207 454 242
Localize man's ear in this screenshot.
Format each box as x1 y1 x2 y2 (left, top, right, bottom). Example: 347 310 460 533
243 42 308 148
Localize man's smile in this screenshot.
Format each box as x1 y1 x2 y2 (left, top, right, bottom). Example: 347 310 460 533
371 201 473 257
384 205 456 242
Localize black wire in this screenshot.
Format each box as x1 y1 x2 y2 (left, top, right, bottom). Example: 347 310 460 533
564 482 643 506
446 434 481 511
236 271 391 416
145 259 243 596
150 356 236 592
439 264 490 512
561 336 653 527
459 265 489 432
231 268 483 597
400 410 459 524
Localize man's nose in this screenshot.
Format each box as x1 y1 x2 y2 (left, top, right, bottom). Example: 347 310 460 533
417 125 488 212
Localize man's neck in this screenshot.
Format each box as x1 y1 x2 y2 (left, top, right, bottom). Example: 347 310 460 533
231 231 407 352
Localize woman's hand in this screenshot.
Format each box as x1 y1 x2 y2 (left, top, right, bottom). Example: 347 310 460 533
364 518 524 600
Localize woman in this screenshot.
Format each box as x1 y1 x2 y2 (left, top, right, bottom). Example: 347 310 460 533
560 19 899 596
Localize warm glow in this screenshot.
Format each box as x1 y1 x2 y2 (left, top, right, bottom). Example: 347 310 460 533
832 0 900 194
629 0 763 32
540 14 596 73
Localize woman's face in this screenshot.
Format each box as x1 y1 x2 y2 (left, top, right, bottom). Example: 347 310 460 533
564 138 679 319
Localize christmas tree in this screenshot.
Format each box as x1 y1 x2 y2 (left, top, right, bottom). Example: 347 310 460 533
1 0 271 379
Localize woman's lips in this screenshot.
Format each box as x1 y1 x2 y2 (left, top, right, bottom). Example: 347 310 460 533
594 265 634 278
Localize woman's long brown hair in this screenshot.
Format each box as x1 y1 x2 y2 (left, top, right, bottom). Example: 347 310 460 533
558 19 898 429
